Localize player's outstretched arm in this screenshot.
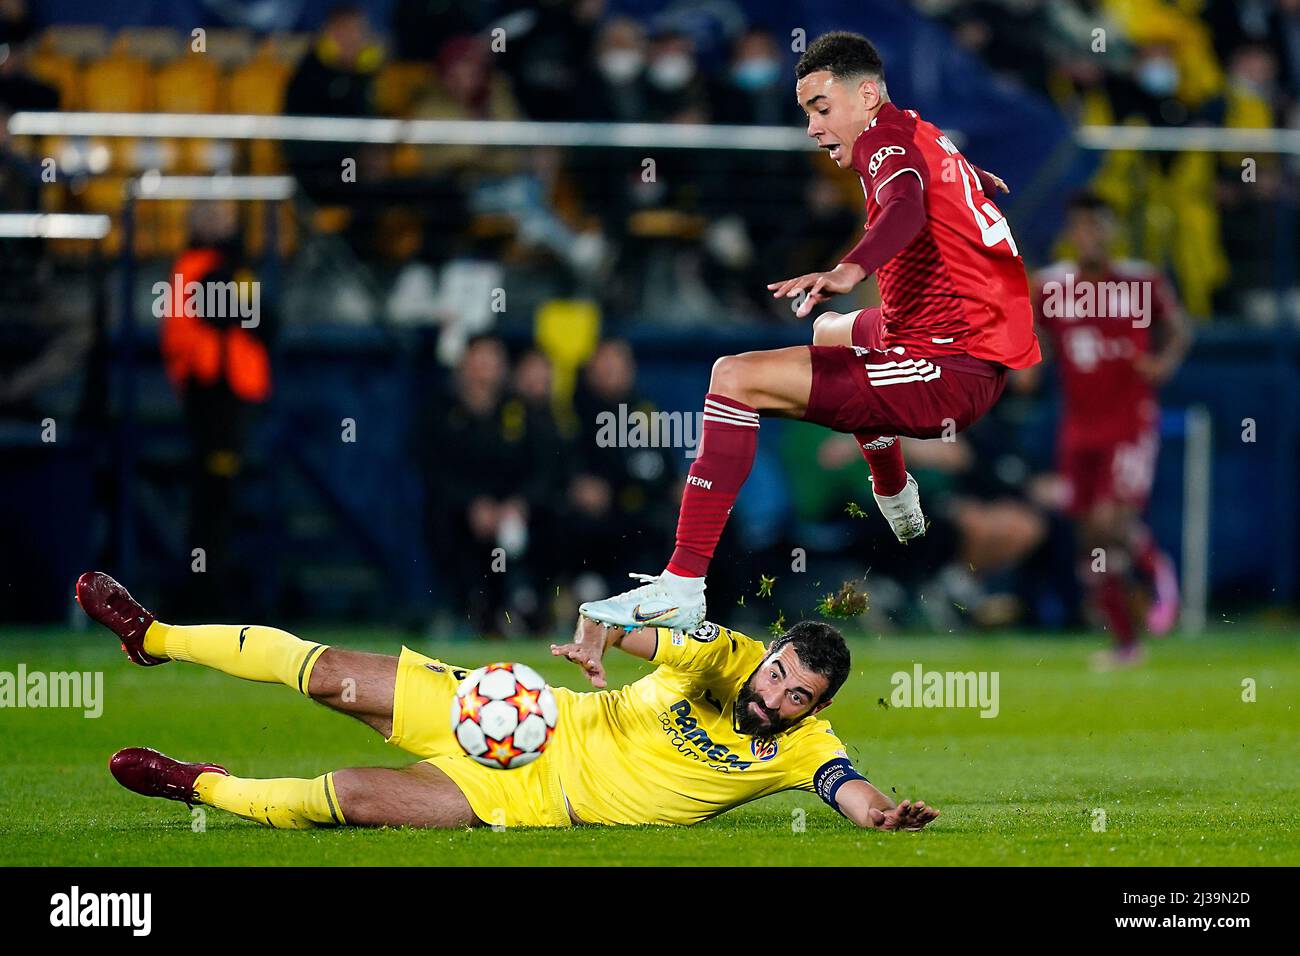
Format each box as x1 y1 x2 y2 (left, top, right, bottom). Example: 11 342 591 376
767 262 867 319
768 172 924 319
551 617 656 688
835 778 940 831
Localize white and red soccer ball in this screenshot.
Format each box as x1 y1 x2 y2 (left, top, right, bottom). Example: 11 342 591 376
450 662 558 769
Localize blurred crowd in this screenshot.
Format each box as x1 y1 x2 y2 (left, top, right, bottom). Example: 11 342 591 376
420 327 1089 639
274 3 817 326
3 0 1298 633
919 0 1300 320
277 0 1300 325
5 0 1297 330
417 334 681 636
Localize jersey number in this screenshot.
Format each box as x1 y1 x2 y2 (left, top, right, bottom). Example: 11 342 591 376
956 157 1019 257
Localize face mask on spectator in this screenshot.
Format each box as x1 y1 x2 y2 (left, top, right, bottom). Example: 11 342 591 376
1136 57 1179 97
1230 71 1274 101
732 57 781 91
649 53 695 91
598 49 644 84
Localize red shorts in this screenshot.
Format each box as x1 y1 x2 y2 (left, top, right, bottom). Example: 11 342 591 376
851 307 887 350
804 308 1007 437
1059 431 1159 516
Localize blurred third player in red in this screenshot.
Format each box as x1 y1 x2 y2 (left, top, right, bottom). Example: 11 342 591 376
1027 192 1191 667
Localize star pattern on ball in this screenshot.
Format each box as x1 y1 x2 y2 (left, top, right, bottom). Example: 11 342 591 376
508 685 542 718
484 736 523 768
457 689 488 722
452 663 557 769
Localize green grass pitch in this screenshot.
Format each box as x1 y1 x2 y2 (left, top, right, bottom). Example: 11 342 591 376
1 626 1296 866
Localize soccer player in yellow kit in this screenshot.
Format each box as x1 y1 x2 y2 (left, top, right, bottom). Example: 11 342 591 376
79 572 938 832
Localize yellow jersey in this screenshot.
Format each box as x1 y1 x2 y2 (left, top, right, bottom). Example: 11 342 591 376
548 622 862 826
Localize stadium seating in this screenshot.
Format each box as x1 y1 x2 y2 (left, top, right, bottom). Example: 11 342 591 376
13 26 312 259
227 56 293 177
155 53 226 176
200 28 257 69
373 61 433 117
39 23 109 61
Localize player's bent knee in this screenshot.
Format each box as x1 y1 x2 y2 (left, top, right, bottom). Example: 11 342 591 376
708 353 747 398
308 648 397 715
811 311 846 346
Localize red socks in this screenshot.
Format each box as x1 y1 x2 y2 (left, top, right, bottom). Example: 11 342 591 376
1094 575 1137 647
666 394 760 577
855 433 907 496
1131 528 1160 581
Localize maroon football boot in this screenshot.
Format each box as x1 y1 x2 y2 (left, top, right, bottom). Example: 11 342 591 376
75 571 168 666
109 747 228 806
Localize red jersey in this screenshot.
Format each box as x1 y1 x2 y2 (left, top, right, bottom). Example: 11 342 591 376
851 102 1040 370
1033 259 1177 447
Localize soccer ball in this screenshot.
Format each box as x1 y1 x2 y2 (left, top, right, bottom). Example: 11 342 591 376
450 662 558 769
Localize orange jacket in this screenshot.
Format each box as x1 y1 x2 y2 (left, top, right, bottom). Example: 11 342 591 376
160 248 271 403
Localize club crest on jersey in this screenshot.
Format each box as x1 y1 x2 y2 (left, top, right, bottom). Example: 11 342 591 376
690 622 719 643
751 737 779 760
868 145 906 176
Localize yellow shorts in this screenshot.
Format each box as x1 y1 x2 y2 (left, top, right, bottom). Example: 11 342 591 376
386 646 570 829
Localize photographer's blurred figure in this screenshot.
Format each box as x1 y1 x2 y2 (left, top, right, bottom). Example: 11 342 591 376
160 201 273 616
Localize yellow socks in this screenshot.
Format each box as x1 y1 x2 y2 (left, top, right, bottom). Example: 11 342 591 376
143 622 328 696
136 624 343 827
140 624 343 827
194 771 345 829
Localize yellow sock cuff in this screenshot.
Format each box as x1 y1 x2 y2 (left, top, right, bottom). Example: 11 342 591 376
142 621 171 660
296 643 329 697
193 770 224 806
322 772 346 825
194 772 344 829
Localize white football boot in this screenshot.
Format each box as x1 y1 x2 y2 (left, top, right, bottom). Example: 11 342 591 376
872 472 928 543
579 570 706 632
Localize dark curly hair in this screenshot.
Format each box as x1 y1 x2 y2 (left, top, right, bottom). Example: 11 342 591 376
795 31 885 84
770 620 852 703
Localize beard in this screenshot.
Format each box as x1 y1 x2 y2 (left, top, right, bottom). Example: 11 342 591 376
733 671 798 737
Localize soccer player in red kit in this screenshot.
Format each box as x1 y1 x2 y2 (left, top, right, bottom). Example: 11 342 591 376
1029 193 1190 667
582 31 1040 632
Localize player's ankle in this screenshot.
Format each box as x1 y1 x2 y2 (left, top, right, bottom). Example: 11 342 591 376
141 620 174 660
870 473 908 497
665 553 708 580
662 566 706 591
